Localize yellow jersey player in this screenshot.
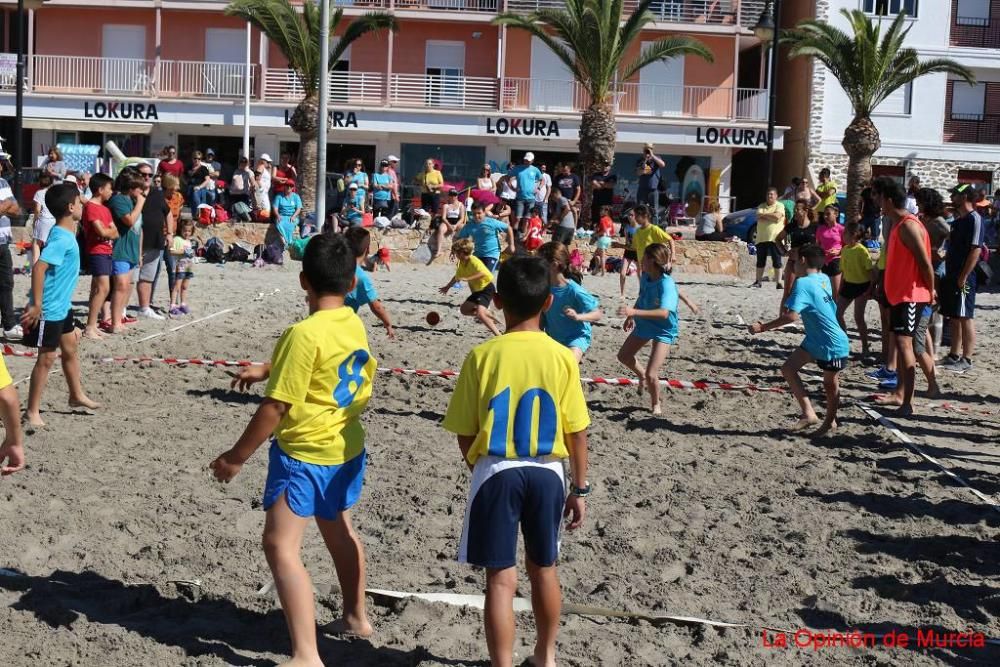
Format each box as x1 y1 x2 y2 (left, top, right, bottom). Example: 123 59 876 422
443 255 591 667
210 233 377 664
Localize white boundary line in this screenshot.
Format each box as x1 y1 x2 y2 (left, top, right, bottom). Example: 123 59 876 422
133 308 236 344
858 404 1000 514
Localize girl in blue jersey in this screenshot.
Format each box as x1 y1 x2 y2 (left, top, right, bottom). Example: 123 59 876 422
538 242 604 362
617 243 679 415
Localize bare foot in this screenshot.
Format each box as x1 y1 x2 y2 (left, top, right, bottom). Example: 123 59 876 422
83 327 104 341
529 652 557 667
923 385 941 399
651 402 662 415
323 614 373 639
892 404 914 418
23 412 45 432
277 657 324 667
69 397 101 413
873 393 903 407
111 325 126 334
791 417 820 431
811 420 839 437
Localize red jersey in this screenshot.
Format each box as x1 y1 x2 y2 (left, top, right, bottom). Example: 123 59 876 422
83 201 114 255
524 216 544 251
885 214 932 305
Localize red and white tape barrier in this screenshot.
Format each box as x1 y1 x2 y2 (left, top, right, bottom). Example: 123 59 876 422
97 356 267 368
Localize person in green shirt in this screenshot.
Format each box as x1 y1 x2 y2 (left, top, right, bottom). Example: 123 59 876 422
107 169 145 333
816 168 838 213
753 187 787 289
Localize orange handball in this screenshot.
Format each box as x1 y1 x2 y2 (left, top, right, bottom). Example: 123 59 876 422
426 311 441 326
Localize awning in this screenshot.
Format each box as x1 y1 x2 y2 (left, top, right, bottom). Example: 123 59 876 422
22 119 153 134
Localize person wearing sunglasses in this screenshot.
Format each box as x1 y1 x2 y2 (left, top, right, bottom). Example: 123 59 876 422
346 159 369 206
137 165 173 321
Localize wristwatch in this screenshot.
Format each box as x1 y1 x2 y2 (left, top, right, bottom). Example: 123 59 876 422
570 482 592 497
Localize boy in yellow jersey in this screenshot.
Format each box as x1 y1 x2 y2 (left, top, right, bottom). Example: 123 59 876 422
440 237 501 337
0 355 25 475
443 255 591 667
210 233 377 664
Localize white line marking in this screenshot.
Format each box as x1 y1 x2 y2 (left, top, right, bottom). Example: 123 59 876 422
133 308 236 344
858 404 1000 513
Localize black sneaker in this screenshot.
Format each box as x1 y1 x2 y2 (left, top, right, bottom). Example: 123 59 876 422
751 282 762 288
776 282 783 289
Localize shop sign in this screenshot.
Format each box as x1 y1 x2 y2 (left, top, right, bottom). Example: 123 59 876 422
83 101 159 121
486 117 560 137
284 109 358 128
696 126 768 147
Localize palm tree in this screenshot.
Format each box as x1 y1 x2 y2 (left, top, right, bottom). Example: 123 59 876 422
784 9 974 216
494 0 711 221
226 0 396 212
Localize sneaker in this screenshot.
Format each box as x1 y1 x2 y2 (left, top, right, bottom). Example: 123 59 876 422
945 358 973 374
878 373 899 390
751 282 762 288
180 305 191 315
169 306 183 317
937 354 962 369
864 366 893 381
139 307 165 321
3 324 22 340
775 282 783 289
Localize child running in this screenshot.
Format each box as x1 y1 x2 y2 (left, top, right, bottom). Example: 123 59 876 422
620 209 639 297
749 245 849 436
210 233 376 664
538 242 604 362
592 206 615 276
343 227 395 339
616 243 679 415
82 173 118 340
21 183 101 429
169 218 196 316
442 255 590 667
631 204 698 314
440 238 501 337
835 221 873 356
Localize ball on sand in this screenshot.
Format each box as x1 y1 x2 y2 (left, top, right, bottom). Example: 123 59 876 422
426 311 441 326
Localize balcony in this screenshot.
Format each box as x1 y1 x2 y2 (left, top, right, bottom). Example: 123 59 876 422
30 55 255 100
502 77 767 121
945 113 1000 145
950 15 1000 49
264 69 386 105
388 73 498 110
506 0 765 27
333 0 499 11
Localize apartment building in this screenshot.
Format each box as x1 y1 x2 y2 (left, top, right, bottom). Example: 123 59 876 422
784 0 1000 194
0 0 781 208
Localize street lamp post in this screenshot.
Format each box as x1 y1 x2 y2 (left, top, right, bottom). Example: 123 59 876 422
315 0 330 230
12 0 44 204
754 0 782 189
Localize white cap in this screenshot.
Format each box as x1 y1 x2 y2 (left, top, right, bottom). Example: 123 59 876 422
64 174 78 184
260 153 272 162
524 152 535 162
349 182 358 189
386 154 400 162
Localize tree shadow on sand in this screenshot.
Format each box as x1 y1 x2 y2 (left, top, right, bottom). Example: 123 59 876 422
187 387 262 406
0 569 480 666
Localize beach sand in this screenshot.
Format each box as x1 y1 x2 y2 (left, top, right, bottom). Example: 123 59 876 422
0 258 997 666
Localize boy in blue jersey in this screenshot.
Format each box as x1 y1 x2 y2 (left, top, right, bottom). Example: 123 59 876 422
343 227 394 339
456 202 516 272
21 183 101 429
750 244 849 436
443 255 591 667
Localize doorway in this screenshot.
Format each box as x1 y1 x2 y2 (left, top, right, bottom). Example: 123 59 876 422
178 135 248 182
280 141 376 176
509 149 580 173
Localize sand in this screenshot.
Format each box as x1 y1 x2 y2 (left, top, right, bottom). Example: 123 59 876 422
0 256 997 667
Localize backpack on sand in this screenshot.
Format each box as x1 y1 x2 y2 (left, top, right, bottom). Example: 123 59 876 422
204 236 226 263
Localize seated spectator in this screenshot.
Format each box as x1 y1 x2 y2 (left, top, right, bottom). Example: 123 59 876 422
695 200 725 241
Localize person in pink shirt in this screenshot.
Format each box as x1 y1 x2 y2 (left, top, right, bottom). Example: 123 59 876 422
816 204 844 297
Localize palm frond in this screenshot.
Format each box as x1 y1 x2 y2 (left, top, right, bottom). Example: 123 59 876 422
226 0 310 82
620 37 714 83
332 11 398 64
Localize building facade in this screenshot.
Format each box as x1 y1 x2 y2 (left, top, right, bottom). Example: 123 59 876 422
0 0 781 211
798 0 1000 194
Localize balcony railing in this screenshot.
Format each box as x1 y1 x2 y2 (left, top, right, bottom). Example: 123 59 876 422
945 113 1000 145
30 55 255 99
503 77 767 121
334 0 498 10
950 15 1000 49
264 69 386 105
388 73 498 110
506 0 765 26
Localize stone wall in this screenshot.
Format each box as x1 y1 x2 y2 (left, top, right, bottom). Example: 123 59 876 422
806 153 1000 196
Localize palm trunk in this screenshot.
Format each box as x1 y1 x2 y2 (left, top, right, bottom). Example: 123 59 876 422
289 94 321 214
579 99 617 229
841 115 881 220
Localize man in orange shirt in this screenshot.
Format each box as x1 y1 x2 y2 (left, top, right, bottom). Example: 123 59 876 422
874 178 936 417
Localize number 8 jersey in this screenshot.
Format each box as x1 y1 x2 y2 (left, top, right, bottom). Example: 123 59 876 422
266 307 376 465
443 331 591 464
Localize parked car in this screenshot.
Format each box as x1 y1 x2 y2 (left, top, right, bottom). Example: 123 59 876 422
723 207 757 242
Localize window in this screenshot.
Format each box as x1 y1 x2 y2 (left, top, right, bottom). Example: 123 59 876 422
957 169 993 188
863 0 918 18
874 82 912 115
871 164 906 188
951 82 986 120
956 0 990 25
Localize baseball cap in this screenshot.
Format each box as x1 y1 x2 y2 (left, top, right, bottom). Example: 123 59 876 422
950 183 972 197
524 152 535 162
386 154 399 162
260 153 272 162
206 148 215 156
349 182 358 189
379 159 389 167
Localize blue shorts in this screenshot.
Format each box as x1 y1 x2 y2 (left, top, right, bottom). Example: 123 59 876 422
595 236 612 251
89 254 113 276
263 441 366 520
112 260 135 276
458 457 565 569
564 338 590 353
632 320 677 345
477 256 499 273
